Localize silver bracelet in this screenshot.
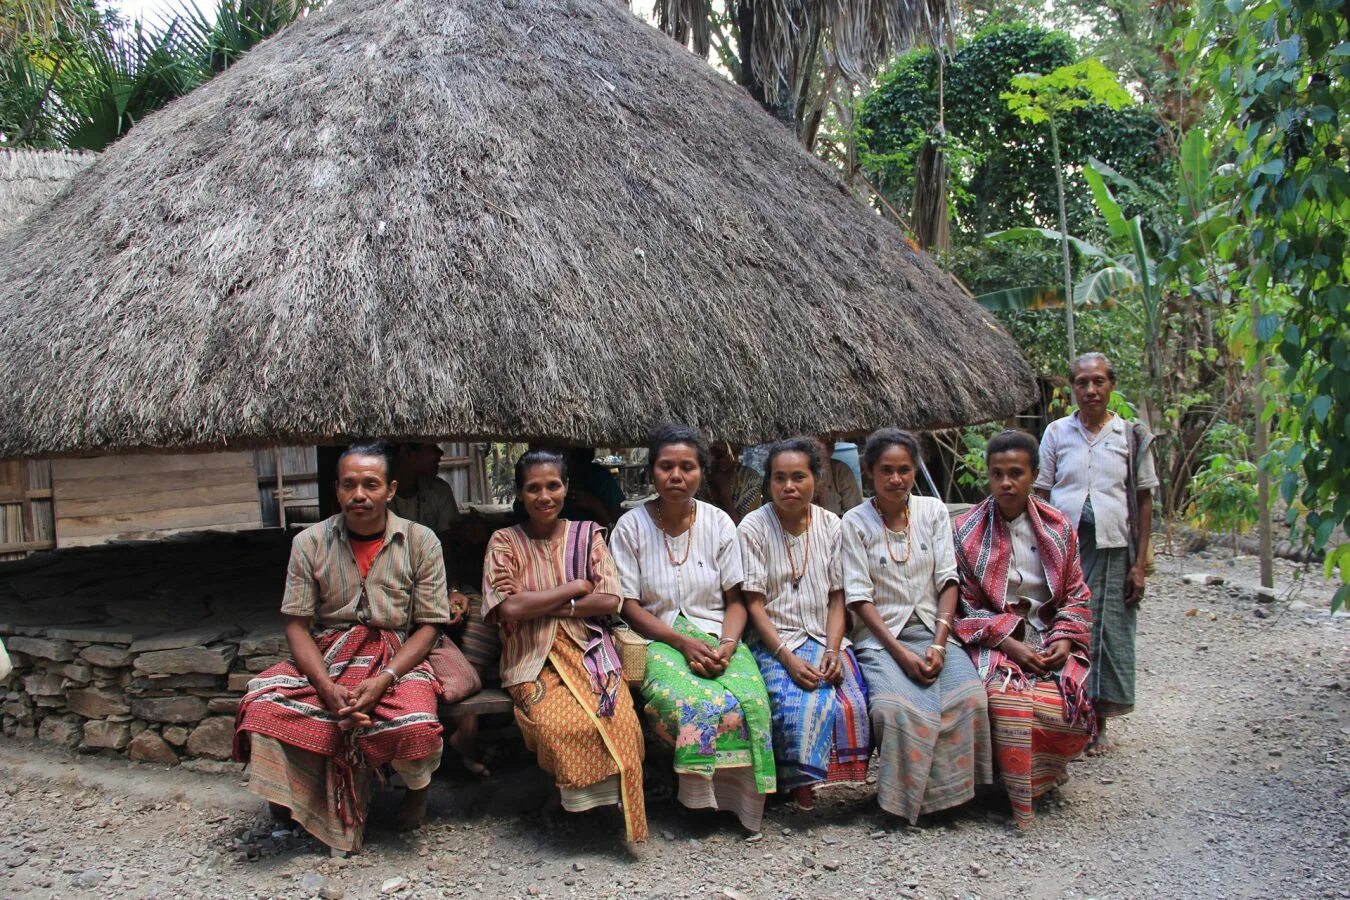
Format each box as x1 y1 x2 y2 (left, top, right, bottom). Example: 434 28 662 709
379 665 399 682
569 598 577 617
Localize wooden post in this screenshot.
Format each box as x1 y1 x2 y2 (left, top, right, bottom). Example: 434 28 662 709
274 447 287 530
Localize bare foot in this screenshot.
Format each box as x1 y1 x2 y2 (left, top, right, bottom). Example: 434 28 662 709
448 717 490 776
1086 731 1117 756
392 786 429 832
790 786 815 810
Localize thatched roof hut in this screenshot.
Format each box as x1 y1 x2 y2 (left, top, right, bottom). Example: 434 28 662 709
0 149 97 238
0 0 1034 459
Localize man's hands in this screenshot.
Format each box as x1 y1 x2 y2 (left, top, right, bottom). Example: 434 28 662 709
448 590 470 624
1125 564 1147 606
319 670 395 732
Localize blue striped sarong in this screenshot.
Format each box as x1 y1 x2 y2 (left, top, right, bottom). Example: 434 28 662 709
751 637 871 789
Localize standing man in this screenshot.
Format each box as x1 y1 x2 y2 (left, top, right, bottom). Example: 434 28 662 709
234 442 451 853
1034 353 1157 754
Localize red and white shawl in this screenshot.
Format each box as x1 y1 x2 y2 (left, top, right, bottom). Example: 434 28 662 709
952 496 1095 730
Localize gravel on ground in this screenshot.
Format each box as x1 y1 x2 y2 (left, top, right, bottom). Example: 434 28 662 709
1 551 1346 899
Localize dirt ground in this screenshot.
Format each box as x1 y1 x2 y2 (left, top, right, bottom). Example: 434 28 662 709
1 550 1346 900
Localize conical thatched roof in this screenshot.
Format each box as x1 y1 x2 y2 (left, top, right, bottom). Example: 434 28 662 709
0 0 1034 458
0 149 97 238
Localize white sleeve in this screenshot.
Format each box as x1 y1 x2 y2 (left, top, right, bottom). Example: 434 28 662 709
610 513 643 600
842 516 874 606
715 510 745 590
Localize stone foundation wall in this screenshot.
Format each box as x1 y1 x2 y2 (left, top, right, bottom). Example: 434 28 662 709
1 621 286 772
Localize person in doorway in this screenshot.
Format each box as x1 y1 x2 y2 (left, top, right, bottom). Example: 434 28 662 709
814 434 863 516
740 437 870 809
390 442 463 533
1035 353 1157 754
704 440 763 524
481 449 647 842
843 428 992 823
610 423 776 832
953 430 1095 826
234 441 449 854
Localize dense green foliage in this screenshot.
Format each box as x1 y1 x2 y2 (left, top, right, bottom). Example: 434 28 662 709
1180 0 1348 607
858 23 1168 275
1 0 316 150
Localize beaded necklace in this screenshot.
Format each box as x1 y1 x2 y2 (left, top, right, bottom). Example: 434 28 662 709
779 507 812 591
873 496 912 565
658 499 697 566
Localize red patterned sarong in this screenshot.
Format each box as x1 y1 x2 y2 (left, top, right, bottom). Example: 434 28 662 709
233 625 443 842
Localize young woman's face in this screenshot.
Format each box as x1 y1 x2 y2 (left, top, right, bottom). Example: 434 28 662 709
987 449 1036 518
652 443 702 502
869 444 917 505
519 462 567 525
768 451 815 514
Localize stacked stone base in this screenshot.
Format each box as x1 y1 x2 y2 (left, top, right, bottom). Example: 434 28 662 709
2 621 288 772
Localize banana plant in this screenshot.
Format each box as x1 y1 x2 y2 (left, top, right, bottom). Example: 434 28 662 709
976 157 1165 378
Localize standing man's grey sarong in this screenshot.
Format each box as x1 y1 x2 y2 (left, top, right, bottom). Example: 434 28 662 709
1079 499 1135 717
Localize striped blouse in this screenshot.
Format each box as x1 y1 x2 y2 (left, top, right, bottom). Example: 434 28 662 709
279 512 451 634
842 496 958 649
610 500 744 637
480 523 621 688
738 504 843 651
1035 413 1159 549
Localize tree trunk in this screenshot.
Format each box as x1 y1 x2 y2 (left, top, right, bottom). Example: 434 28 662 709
735 1 796 127
1252 294 1274 590
1049 118 1076 363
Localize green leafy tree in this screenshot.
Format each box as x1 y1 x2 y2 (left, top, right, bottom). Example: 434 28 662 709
857 24 1167 294
1001 58 1132 361
1181 0 1348 609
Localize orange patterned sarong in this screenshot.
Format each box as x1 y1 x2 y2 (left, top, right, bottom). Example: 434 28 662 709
507 630 647 842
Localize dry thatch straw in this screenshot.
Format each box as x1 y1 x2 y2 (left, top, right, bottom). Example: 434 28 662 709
0 148 97 238
0 0 1034 458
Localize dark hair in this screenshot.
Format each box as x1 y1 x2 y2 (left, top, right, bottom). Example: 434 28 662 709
646 422 709 474
514 449 569 490
338 440 396 483
861 427 922 473
985 430 1040 471
763 436 823 494
1070 352 1117 383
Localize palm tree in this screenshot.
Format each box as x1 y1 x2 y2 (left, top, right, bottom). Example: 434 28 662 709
645 0 953 144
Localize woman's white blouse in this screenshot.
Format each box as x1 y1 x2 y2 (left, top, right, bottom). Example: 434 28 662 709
738 504 843 651
611 499 744 637
842 496 958 649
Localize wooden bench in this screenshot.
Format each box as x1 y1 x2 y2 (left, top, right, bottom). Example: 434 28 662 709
439 688 513 718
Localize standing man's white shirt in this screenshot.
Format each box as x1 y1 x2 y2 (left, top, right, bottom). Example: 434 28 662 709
1034 413 1159 549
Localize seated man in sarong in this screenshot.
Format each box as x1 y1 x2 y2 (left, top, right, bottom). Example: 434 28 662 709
234 441 451 853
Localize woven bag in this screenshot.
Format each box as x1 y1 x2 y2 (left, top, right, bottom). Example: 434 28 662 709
426 635 482 704
610 623 647 686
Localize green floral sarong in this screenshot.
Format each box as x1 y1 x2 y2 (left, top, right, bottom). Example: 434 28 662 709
640 615 776 794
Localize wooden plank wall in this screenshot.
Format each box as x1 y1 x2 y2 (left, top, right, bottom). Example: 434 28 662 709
0 460 55 560
51 452 261 548
254 447 320 527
